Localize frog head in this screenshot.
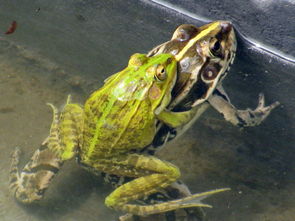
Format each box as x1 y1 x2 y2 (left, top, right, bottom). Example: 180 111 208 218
148 21 237 110
111 53 177 113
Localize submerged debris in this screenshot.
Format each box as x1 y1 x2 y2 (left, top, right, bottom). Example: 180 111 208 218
5 21 17 35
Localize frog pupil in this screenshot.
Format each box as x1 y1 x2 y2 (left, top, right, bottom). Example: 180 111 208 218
210 40 223 58
212 41 220 52
155 64 166 81
158 68 166 80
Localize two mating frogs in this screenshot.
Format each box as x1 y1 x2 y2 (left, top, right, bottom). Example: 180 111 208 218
9 21 279 220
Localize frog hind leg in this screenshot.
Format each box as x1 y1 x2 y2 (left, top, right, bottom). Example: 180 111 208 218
9 96 83 203
90 153 228 216
46 95 84 160
118 180 207 221
102 173 206 220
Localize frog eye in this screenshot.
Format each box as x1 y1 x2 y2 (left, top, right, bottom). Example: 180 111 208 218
201 65 219 81
209 40 222 57
172 24 198 42
155 64 167 81
212 41 221 51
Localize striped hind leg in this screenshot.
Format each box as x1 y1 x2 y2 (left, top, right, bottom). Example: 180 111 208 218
87 153 229 216
117 180 206 221
9 96 83 203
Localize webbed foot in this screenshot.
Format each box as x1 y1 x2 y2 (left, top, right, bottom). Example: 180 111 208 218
119 188 229 216
236 93 280 127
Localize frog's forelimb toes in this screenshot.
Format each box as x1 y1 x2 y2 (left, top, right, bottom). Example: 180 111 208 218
257 93 280 112
258 93 265 107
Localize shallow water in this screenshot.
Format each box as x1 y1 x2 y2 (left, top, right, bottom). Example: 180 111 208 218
0 1 294 221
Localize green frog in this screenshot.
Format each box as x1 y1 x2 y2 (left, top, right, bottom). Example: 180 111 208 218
9 52 227 216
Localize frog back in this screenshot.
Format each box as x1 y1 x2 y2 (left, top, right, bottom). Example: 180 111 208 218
81 70 156 159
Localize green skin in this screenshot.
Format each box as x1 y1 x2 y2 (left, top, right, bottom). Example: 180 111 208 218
56 53 179 161
42 53 226 216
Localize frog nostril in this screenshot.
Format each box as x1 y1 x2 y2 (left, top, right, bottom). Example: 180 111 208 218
220 21 232 34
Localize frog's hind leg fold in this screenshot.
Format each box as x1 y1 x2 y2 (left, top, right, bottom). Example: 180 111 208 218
103 174 207 220
118 188 229 216
9 96 83 203
91 153 228 216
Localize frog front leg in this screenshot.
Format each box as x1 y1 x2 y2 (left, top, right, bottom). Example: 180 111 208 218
9 96 83 203
209 86 280 127
87 153 227 216
156 108 200 128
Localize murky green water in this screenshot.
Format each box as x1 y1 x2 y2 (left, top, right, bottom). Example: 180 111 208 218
0 1 294 221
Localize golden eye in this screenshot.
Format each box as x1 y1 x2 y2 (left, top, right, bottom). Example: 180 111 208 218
155 64 167 81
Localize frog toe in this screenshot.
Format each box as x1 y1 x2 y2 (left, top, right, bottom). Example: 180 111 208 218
169 188 230 209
